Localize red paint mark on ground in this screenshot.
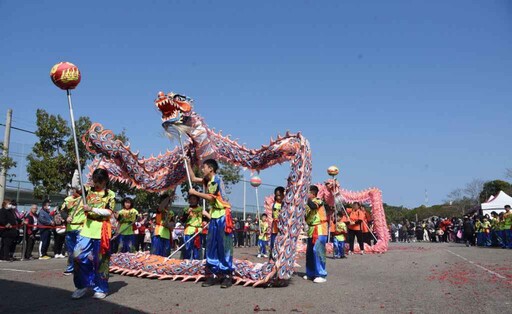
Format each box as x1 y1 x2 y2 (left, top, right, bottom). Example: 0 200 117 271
427 262 512 286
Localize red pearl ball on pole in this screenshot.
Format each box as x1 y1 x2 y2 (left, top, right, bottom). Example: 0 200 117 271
250 175 262 187
327 166 339 177
50 62 81 90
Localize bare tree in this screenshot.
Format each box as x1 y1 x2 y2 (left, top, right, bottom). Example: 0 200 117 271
506 168 512 179
464 179 484 205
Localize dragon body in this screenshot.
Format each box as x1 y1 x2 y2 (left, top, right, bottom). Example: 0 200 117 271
83 91 312 286
265 179 390 254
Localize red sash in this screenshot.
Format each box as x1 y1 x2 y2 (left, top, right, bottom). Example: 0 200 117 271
100 221 111 255
225 208 234 234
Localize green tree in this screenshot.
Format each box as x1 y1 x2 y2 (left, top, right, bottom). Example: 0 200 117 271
479 180 512 203
27 109 74 199
26 109 128 199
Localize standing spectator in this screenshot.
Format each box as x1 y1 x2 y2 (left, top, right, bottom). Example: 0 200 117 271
415 222 423 242
347 202 366 254
52 207 66 258
233 217 242 248
135 214 147 252
390 223 397 242
427 219 436 242
245 216 253 247
37 200 54 259
251 219 258 247
0 200 21 262
23 204 39 260
422 221 430 242
462 216 475 247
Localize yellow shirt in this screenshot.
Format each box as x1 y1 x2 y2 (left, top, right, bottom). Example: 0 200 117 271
61 195 85 232
118 208 139 235
184 205 203 235
80 187 116 239
334 221 347 241
259 221 269 241
305 198 328 237
207 175 230 219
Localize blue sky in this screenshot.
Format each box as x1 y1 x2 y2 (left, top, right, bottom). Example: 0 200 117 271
1 1 511 208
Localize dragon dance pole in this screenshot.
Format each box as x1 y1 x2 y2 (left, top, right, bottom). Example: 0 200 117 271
165 223 210 261
327 166 339 257
255 187 260 219
66 90 87 205
177 132 193 189
50 62 87 206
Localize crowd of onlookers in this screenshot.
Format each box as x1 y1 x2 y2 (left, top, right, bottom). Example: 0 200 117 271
0 198 269 262
388 205 512 248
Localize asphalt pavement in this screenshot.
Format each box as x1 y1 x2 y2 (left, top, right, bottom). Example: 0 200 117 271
0 242 510 313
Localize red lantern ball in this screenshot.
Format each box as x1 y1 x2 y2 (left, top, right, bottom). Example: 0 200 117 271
327 166 339 176
50 62 81 90
250 176 262 187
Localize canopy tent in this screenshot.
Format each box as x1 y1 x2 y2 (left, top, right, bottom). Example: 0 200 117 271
481 191 512 216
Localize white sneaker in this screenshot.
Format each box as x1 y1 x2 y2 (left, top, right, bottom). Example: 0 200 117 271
303 275 312 280
93 292 107 299
313 277 327 283
71 288 88 299
257 254 261 258
262 254 268 258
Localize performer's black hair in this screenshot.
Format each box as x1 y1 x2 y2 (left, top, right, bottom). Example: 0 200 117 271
122 197 134 209
274 186 285 195
203 159 219 172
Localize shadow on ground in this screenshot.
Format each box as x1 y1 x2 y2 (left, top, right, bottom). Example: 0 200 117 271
0 279 143 314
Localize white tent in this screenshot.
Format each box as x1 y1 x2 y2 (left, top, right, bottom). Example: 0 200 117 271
481 191 512 216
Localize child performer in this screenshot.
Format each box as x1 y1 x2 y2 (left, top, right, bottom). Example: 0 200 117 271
187 159 234 288
61 187 85 276
333 212 347 258
504 205 512 248
115 197 138 253
183 194 210 259
258 213 269 258
151 193 175 257
72 168 116 299
270 186 285 259
303 185 328 283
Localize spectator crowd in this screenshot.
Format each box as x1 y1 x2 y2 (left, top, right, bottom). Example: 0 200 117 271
388 205 512 248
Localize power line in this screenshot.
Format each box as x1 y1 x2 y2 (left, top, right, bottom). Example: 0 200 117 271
0 123 36 135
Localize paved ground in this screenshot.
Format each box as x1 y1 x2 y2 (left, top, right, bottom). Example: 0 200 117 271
0 242 511 313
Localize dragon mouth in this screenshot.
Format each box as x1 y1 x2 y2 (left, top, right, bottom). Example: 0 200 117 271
155 91 192 124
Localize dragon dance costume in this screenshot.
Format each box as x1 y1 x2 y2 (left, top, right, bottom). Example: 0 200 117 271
73 187 116 294
504 211 512 248
117 208 139 253
205 174 233 275
333 220 347 258
270 201 281 255
61 195 85 273
258 219 269 256
183 205 203 260
151 210 174 257
305 197 328 279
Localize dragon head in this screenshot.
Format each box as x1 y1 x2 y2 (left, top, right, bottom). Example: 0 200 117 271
155 91 193 126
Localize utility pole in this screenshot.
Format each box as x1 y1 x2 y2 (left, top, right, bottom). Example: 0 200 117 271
0 109 13 205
